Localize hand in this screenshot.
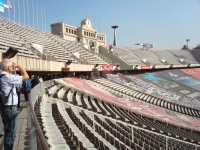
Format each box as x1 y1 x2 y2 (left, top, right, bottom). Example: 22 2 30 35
15 64 22 71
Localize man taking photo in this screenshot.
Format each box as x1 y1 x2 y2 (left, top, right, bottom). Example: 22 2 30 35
0 58 29 150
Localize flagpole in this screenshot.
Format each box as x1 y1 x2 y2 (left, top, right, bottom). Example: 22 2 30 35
25 0 28 26
11 0 13 22
8 1 10 21
13 0 16 23
41 7 43 32
44 8 47 32
23 0 25 25
17 0 20 24
43 8 45 32
28 0 30 26
36 0 39 29
31 0 34 28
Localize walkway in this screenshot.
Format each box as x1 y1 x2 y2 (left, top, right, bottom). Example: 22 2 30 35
0 96 31 150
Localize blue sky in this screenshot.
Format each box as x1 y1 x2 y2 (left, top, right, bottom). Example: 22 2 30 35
1 0 200 49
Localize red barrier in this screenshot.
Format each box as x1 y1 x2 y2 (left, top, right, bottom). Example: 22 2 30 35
99 64 114 71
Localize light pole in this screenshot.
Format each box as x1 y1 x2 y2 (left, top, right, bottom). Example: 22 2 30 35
111 25 119 46
186 39 190 49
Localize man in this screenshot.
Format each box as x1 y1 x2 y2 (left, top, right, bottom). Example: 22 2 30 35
0 59 29 150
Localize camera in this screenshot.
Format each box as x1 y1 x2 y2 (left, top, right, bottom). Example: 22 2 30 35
2 47 18 59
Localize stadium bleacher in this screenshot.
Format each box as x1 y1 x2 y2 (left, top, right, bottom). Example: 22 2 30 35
0 17 106 65
31 79 200 150
104 72 200 110
1 14 200 150
112 47 199 67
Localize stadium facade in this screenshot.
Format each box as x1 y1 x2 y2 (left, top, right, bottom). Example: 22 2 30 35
51 18 106 53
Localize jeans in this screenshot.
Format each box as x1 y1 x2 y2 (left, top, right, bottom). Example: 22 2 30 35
24 91 31 101
0 115 3 135
1 106 18 150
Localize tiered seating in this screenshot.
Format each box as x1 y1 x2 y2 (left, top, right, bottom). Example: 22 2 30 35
112 47 199 65
168 49 199 64
42 80 200 148
0 17 106 64
52 103 90 150
112 47 141 65
153 50 185 65
107 73 198 109
0 17 71 62
0 19 39 58
130 49 161 65
34 95 70 149
92 78 200 118
46 33 106 64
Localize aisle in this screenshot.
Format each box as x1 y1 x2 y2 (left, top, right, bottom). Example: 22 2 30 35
0 96 31 150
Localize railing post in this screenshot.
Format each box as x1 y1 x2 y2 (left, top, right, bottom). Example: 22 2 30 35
166 137 168 150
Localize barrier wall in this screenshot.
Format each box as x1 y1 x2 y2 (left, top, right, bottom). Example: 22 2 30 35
68 64 94 71
0 52 65 71
1 52 200 72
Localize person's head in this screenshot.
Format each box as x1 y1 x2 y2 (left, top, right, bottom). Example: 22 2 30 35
0 59 16 73
94 64 99 68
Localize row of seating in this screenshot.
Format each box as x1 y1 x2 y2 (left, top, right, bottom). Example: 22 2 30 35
46 33 106 64
92 78 200 118
52 103 87 150
106 73 200 111
33 79 200 149
0 21 39 58
34 95 71 150
106 73 182 103
112 47 199 66
0 17 106 64
45 80 200 147
65 106 115 150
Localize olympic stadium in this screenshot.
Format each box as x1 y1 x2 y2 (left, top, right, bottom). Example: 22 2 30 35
0 0 200 150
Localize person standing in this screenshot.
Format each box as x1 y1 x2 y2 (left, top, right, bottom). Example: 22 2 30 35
0 59 29 150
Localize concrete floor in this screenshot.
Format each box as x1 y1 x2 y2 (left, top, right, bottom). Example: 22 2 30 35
0 97 30 150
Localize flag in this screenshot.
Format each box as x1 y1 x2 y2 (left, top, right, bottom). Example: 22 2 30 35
4 0 12 9
0 0 11 12
0 5 4 12
0 0 5 12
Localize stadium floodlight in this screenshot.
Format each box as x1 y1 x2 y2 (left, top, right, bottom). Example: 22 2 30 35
111 25 119 46
186 39 190 49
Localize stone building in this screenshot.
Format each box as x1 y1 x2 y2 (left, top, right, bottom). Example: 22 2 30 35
51 18 106 53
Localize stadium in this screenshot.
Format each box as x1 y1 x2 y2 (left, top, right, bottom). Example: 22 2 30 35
0 0 200 150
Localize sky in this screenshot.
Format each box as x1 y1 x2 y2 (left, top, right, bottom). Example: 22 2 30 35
1 0 200 49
